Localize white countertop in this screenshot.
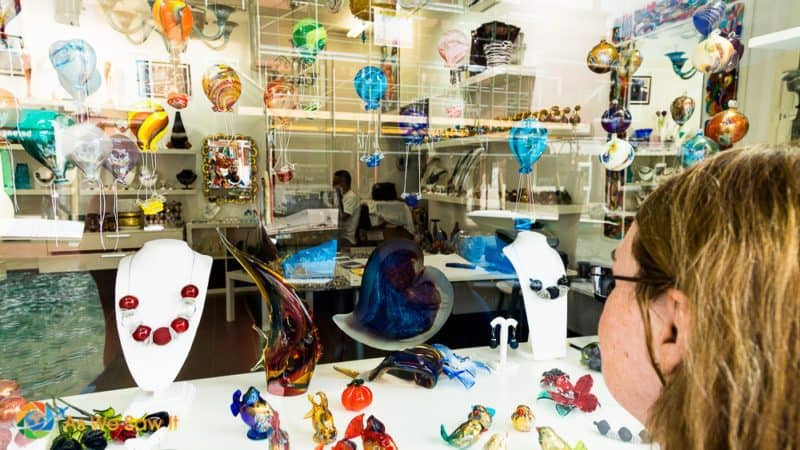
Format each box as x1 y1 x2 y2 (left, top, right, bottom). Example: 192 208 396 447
50 338 647 450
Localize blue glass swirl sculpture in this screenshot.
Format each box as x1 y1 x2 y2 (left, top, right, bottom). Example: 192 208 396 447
354 66 387 111
509 119 548 174
355 239 451 339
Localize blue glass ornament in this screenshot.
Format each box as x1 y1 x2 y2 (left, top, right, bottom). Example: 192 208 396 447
354 66 387 111
400 108 428 145
14 163 30 189
401 192 420 207
509 118 548 174
360 151 384 168
681 131 719 168
49 39 98 102
355 239 451 339
601 101 633 134
693 1 726 38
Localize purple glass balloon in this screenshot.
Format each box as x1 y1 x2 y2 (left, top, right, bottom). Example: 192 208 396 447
103 134 140 184
601 101 633 134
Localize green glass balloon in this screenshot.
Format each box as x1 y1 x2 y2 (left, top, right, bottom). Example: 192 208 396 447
291 19 327 63
5 110 74 184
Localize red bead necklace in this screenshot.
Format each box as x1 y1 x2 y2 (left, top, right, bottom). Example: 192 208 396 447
119 253 198 346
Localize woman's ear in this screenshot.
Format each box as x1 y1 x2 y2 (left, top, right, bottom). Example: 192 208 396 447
650 288 691 377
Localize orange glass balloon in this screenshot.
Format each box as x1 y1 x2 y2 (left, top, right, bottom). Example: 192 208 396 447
152 0 193 62
127 101 169 152
705 100 749 149
202 64 242 112
587 39 619 74
264 80 299 122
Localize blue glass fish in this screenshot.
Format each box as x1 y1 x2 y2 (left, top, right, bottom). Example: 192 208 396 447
230 386 289 448
432 344 491 389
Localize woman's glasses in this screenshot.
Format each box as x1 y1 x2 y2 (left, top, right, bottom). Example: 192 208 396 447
591 266 653 299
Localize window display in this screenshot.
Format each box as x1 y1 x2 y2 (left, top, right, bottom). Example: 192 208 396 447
0 0 797 448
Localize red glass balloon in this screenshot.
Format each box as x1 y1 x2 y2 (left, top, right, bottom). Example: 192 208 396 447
704 100 749 149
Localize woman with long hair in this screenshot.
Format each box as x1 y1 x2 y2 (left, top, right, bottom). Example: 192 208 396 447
599 146 800 449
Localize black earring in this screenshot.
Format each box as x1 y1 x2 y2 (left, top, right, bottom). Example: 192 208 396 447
489 324 499 349
508 326 518 349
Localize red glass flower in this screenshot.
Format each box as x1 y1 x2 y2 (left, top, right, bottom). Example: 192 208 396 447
538 369 599 415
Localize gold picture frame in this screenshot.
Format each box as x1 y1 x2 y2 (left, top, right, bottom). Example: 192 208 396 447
202 134 258 204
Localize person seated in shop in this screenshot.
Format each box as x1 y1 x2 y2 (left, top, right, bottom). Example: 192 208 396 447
360 182 415 239
598 145 800 450
332 170 359 247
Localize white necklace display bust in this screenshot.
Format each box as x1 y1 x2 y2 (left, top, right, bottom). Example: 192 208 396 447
115 239 212 392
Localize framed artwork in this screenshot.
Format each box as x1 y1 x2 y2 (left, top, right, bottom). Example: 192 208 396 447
202 134 258 203
136 60 191 98
0 35 24 77
629 76 651 105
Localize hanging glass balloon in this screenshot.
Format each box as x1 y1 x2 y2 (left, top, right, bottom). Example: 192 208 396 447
103 134 140 186
587 39 619 74
601 101 632 135
202 64 242 112
681 131 719 168
49 39 100 114
692 31 736 75
692 0 726 38
127 101 169 153
616 47 643 77
152 0 193 63
437 30 469 85
670 94 696 126
354 66 387 111
509 118 548 175
60 122 112 183
291 19 327 63
705 100 749 149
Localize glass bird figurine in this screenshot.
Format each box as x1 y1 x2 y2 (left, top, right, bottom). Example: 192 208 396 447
305 392 337 446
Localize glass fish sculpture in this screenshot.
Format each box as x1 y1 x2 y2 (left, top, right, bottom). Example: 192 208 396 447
230 386 289 448
343 414 399 450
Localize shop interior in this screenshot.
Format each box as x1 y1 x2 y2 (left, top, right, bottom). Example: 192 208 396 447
0 0 798 448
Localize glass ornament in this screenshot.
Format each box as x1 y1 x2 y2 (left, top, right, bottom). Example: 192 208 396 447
353 66 387 111
400 108 427 145
202 64 242 112
665 51 697 80
349 0 396 22
291 19 327 63
103 134 140 184
693 0 726 37
670 94 696 126
704 100 749 149
681 131 719 168
586 39 618 74
0 88 18 128
5 111 74 184
692 31 735 75
230 386 290 446
263 80 299 121
49 39 98 102
616 47 643 77
599 135 634 171
509 118 548 175
437 30 469 84
601 101 632 134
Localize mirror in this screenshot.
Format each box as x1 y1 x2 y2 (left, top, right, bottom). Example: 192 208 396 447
202 134 258 203
627 21 706 141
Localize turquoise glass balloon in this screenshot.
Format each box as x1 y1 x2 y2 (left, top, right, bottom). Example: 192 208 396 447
509 119 548 174
354 66 387 111
5 111 74 184
49 39 97 101
60 123 112 182
681 131 719 168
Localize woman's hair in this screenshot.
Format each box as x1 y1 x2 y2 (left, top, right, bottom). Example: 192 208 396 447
633 145 800 449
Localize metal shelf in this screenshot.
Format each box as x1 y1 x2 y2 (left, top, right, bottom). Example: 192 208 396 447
427 124 592 151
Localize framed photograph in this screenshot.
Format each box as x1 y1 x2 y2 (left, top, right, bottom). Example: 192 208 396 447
202 134 258 204
380 46 399 113
0 35 25 77
136 60 191 98
629 76 652 105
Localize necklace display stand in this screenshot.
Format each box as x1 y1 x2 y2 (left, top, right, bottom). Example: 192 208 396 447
503 231 567 360
114 239 212 449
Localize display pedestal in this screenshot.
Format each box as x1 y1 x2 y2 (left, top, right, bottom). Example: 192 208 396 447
503 231 567 360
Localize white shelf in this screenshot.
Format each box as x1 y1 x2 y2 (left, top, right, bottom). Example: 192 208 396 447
461 65 539 87
749 26 800 50
428 124 592 151
81 189 199 196
11 189 67 196
5 143 195 156
425 193 585 221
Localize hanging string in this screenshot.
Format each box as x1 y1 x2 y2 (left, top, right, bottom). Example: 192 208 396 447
402 143 409 195
4 49 20 211
111 181 120 250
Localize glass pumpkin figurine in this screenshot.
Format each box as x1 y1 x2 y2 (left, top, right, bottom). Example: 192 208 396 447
586 39 619 74
705 100 749 149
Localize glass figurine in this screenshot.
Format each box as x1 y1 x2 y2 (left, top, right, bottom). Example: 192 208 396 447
230 387 289 448
440 405 495 449
304 392 337 445
343 414 399 450
537 426 587 450
511 405 535 432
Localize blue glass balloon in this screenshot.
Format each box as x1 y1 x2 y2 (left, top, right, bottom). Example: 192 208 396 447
693 1 726 37
355 239 450 339
360 151 384 168
601 101 633 134
354 66 387 111
49 39 97 101
402 193 420 207
58 70 101 101
681 131 719 168
400 108 428 145
509 118 548 174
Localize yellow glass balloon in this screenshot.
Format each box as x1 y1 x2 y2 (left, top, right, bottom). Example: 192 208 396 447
127 101 169 153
